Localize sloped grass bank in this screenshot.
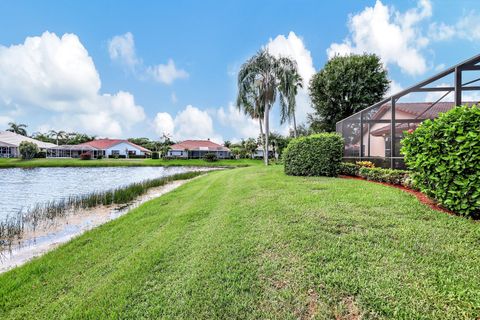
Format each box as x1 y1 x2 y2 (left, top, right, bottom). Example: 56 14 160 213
1 166 479 319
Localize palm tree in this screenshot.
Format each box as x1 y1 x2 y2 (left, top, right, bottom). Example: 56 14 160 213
6 122 28 136
48 130 67 145
237 50 300 165
277 58 303 138
236 82 267 153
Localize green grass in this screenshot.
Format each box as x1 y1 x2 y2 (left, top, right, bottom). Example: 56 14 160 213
0 158 261 168
1 166 480 319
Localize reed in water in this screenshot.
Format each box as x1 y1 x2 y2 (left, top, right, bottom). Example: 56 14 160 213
0 171 205 249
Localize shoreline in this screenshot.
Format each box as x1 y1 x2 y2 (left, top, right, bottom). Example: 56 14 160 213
0 178 193 273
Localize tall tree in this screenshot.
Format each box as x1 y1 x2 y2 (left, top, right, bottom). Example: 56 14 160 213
237 50 300 165
236 78 266 153
308 54 389 132
6 122 28 136
277 57 303 138
48 130 67 145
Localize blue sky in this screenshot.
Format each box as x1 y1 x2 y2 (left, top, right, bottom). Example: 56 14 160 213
0 0 479 142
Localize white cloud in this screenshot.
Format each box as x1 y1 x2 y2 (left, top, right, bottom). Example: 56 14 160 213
428 22 456 41
327 0 432 75
171 92 178 104
435 63 446 72
217 103 259 138
147 59 189 85
108 32 188 85
424 83 454 102
154 105 223 143
153 112 175 137
429 12 480 42
0 115 13 128
108 32 139 69
266 31 316 124
386 79 403 97
0 31 145 137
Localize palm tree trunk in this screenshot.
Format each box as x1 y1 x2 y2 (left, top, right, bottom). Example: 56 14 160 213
293 113 297 138
258 118 265 152
263 105 270 166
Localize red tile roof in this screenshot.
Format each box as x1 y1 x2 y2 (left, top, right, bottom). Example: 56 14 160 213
79 139 150 152
170 140 230 151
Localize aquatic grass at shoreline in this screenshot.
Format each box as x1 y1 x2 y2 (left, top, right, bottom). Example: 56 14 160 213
0 171 206 249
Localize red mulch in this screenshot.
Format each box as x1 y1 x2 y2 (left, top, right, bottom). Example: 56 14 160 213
339 175 455 216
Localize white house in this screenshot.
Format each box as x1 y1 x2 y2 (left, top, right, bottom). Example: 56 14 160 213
0 131 56 158
77 139 150 158
168 140 231 159
252 145 278 159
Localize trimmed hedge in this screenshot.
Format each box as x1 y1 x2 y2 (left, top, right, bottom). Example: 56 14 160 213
283 133 344 176
358 167 409 185
402 105 480 217
339 162 359 176
151 152 160 159
339 162 415 189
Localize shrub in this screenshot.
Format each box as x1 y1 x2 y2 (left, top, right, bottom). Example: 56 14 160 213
203 153 218 162
19 141 39 160
356 160 375 168
358 167 409 185
35 151 46 158
339 162 360 176
401 105 480 217
283 133 344 176
80 152 92 160
151 152 160 159
96 155 104 160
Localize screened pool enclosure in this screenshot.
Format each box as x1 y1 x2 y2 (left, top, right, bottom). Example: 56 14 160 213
336 54 480 168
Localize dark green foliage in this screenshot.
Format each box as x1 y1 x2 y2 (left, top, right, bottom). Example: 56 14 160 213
203 153 218 162
35 151 46 158
308 54 389 132
339 162 360 176
358 167 409 185
283 133 343 176
18 141 39 160
151 152 160 159
401 105 480 217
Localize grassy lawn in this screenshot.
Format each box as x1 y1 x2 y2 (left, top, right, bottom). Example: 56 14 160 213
1 166 480 319
0 157 261 168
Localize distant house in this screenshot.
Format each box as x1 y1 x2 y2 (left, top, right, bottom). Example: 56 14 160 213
0 131 56 158
47 139 151 158
168 140 231 159
78 139 150 158
252 145 277 159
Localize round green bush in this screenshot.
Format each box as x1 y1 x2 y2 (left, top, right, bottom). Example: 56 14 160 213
19 141 39 160
203 153 218 162
151 152 160 159
401 105 480 217
283 133 344 176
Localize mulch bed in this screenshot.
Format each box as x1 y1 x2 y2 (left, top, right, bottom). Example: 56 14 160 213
339 175 455 216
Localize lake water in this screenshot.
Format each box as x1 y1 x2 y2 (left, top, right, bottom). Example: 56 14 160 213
0 166 197 220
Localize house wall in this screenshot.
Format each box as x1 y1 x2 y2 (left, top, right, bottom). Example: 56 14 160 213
106 142 146 156
168 150 188 158
363 110 412 157
167 150 230 159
